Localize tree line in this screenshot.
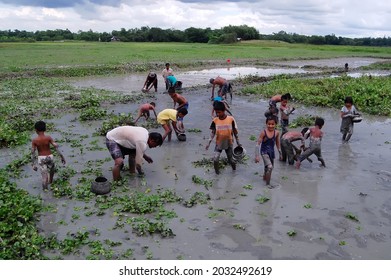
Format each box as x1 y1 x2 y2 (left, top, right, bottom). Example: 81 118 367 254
1 26 391 46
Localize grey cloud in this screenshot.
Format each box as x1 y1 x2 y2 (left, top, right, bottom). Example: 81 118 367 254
177 0 259 2
0 0 121 8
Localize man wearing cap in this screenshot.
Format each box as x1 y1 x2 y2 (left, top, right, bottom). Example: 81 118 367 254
106 126 163 180
142 72 158 92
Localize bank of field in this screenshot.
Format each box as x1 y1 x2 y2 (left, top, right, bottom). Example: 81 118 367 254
2 41 391 76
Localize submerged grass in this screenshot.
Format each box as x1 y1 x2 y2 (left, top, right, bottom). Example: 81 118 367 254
240 75 391 116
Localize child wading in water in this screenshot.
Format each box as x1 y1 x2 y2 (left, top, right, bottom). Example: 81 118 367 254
206 101 241 174
134 102 157 124
31 121 66 190
340 96 359 143
296 117 326 169
255 116 281 188
279 94 295 137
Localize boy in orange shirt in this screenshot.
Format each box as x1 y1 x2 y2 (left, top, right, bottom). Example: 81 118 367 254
206 101 241 174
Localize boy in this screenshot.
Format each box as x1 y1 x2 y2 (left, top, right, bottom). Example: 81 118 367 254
255 116 281 188
142 72 158 93
279 95 295 136
206 101 241 174
31 120 66 190
280 127 308 165
157 108 188 142
168 87 188 110
340 96 359 142
296 117 326 169
211 96 232 119
162 63 173 90
265 93 292 122
133 102 157 124
166 74 177 89
209 76 232 100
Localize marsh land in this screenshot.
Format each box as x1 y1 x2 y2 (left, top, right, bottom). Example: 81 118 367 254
1 42 391 260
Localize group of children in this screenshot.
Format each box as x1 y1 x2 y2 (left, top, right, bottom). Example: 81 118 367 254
208 91 361 188
31 70 361 190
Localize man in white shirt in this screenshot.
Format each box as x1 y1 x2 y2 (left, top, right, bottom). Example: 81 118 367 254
106 126 163 180
162 62 173 90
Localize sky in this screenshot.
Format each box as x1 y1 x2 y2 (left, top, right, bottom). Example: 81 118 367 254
0 0 390 38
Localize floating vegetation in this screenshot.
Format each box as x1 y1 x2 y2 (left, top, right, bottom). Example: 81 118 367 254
345 212 360 222
233 224 246 230
241 75 391 116
96 113 134 136
256 195 270 204
287 230 297 237
187 128 202 133
191 175 213 189
183 192 210 208
303 203 312 209
289 114 316 128
243 184 253 190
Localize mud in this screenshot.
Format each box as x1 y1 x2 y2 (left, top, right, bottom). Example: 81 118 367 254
3 57 391 260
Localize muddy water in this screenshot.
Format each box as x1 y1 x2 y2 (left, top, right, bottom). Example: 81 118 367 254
5 57 391 260
70 67 309 94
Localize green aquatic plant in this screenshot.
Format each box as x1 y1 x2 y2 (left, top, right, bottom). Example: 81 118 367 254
256 195 270 204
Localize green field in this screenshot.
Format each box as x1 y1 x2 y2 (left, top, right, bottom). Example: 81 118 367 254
2 40 391 75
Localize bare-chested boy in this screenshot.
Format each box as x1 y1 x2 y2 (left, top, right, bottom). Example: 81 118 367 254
296 117 326 169
209 76 232 100
31 121 66 190
168 87 189 110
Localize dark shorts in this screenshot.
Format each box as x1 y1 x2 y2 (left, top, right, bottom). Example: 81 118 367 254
106 138 136 160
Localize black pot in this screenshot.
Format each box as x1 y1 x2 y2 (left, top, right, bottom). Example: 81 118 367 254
91 176 111 195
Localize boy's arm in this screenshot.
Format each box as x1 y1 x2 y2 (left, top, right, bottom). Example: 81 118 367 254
255 131 264 163
50 138 66 164
206 122 216 150
232 120 240 146
31 141 38 170
152 109 157 118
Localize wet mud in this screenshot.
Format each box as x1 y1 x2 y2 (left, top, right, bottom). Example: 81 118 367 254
3 57 391 260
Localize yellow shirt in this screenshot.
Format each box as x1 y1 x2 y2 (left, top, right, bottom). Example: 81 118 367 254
157 109 177 125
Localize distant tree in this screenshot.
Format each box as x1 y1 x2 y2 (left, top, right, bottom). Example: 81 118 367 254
184 27 209 43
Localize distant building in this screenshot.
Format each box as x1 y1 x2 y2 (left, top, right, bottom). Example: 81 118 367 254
111 36 120 42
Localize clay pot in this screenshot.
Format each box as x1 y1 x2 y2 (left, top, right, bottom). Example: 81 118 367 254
233 146 246 162
177 133 186 141
91 176 111 195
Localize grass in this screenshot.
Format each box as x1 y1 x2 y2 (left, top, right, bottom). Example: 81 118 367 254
241 75 391 116
1 41 391 76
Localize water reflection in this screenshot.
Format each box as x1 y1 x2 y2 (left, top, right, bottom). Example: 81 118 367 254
70 67 310 92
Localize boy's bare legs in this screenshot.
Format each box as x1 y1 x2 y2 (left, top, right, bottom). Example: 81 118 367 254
213 151 221 174
161 124 172 142
41 172 49 190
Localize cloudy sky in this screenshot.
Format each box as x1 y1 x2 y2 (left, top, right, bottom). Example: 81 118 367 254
0 0 389 38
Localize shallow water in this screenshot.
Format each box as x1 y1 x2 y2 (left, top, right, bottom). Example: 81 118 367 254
70 57 390 94
3 57 391 260
70 66 309 94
